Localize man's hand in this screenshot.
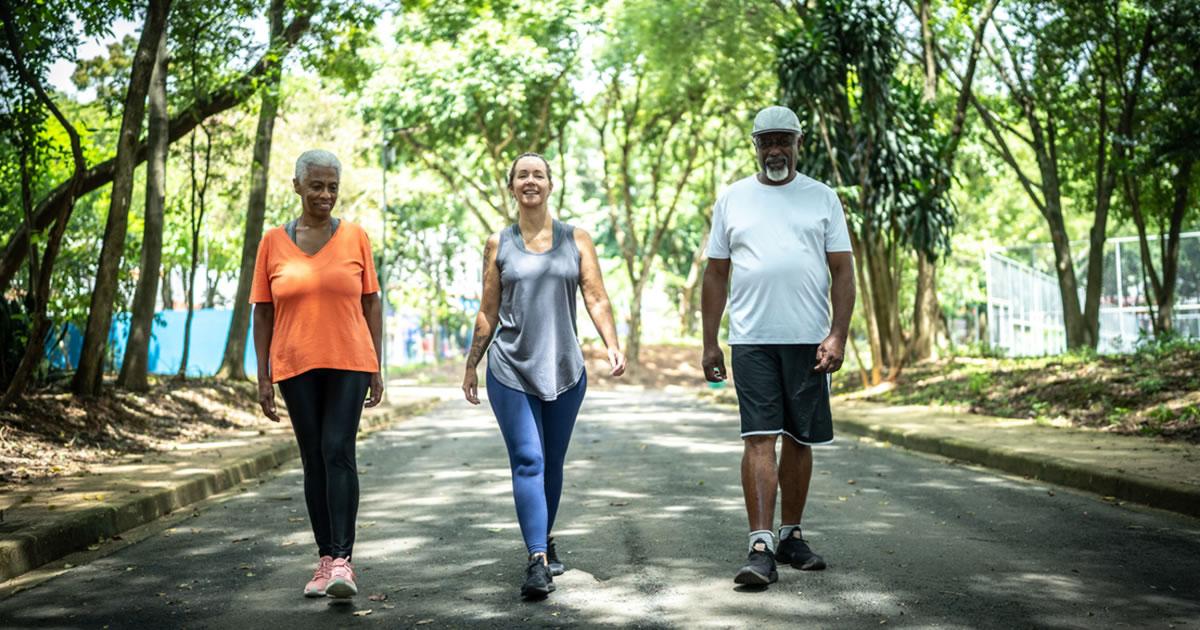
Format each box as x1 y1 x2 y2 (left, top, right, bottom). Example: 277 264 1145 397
258 379 280 422
702 345 727 382
365 371 384 407
463 368 480 405
814 334 846 373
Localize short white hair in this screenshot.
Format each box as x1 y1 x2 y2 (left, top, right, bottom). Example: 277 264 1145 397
294 150 341 182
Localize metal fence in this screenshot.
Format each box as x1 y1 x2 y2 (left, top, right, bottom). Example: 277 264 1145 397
986 231 1200 355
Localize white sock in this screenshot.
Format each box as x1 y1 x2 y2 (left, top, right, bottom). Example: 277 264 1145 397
749 530 774 553
779 524 802 541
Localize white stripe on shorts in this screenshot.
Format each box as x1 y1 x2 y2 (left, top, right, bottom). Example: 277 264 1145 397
739 429 835 446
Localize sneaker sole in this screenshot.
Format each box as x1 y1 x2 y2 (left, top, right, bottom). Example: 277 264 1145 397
792 557 827 571
548 563 565 577
734 567 778 586
303 588 326 598
521 582 556 598
325 579 357 598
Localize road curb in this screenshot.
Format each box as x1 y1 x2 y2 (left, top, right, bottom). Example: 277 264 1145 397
834 414 1200 519
0 398 440 583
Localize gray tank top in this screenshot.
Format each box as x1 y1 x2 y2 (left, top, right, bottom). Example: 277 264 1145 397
487 219 585 400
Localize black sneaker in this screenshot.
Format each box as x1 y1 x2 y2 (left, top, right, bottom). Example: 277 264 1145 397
734 541 778 586
775 530 826 570
521 557 555 599
546 537 565 576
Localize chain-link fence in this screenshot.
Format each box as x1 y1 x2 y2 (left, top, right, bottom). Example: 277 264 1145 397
986 232 1200 355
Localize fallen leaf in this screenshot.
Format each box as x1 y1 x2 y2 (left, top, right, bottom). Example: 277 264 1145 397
245 572 256 577
416 620 433 625
280 541 297 547
847 480 857 485
353 609 373 617
287 517 305 523
837 496 848 502
368 593 388 602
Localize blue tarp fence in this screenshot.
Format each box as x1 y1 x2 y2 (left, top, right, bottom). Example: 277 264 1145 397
46 309 257 377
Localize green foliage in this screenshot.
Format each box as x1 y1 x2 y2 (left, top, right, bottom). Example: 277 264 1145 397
365 0 588 230
70 34 137 116
778 0 955 258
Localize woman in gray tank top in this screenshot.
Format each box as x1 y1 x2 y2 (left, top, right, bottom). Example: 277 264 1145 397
462 153 625 599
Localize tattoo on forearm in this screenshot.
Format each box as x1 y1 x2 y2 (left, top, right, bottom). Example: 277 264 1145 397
465 323 491 369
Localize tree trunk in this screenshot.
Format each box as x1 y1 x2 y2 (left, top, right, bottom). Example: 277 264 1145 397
204 271 219 308
72 0 172 396
0 1 88 406
117 24 169 391
850 233 882 385
0 11 314 295
678 230 709 337
178 125 213 380
1157 159 1193 334
1083 73 1115 351
218 0 285 380
626 284 644 374
1043 196 1091 349
909 0 942 363
161 265 174 309
863 233 902 374
910 250 940 362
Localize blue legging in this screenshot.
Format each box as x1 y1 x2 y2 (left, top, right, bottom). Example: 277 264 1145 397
487 369 587 555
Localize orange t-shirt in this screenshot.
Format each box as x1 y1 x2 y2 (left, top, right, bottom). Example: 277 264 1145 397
250 221 381 382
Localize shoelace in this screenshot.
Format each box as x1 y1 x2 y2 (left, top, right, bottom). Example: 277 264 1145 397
331 560 355 580
313 558 333 580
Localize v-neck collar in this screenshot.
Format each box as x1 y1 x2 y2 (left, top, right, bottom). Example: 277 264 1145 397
283 221 342 258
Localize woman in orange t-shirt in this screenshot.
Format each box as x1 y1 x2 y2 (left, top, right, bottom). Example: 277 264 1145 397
250 150 383 601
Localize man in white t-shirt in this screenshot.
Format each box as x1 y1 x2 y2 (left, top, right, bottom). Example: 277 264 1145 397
701 105 856 587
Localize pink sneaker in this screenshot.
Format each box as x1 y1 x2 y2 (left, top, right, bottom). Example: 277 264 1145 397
325 558 358 598
304 556 334 598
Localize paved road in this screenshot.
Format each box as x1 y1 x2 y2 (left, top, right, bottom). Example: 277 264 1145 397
3 389 1199 629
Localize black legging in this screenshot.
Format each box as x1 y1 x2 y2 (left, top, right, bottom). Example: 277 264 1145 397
278 368 371 559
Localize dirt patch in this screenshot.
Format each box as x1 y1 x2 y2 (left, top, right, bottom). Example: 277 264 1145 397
856 343 1200 442
0 378 262 487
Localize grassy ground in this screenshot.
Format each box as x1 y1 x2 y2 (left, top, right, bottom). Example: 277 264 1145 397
847 340 1200 442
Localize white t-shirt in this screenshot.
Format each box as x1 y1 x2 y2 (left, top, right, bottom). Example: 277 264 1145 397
706 173 853 345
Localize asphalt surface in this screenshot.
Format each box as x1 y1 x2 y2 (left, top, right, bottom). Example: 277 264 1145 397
2 388 1198 629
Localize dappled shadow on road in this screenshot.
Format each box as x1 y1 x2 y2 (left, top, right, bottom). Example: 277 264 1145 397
3 392 1199 628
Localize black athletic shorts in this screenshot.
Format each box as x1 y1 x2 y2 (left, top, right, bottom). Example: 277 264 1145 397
731 344 834 445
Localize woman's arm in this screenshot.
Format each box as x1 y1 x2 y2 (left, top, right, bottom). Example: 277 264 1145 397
575 227 626 377
361 292 384 406
253 302 279 421
463 233 503 404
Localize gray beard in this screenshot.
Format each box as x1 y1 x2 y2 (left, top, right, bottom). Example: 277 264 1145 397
765 165 790 182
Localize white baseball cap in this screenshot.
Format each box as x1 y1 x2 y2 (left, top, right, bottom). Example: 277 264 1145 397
751 106 803 137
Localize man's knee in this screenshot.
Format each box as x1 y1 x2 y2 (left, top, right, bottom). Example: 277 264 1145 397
743 434 778 458
782 437 812 456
